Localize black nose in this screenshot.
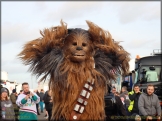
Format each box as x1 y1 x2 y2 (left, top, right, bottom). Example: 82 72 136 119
76 46 83 50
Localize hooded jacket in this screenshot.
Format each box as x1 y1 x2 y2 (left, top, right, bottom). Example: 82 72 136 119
43 91 53 111
128 90 141 113
0 100 15 121
138 92 161 116
39 92 45 102
10 93 19 109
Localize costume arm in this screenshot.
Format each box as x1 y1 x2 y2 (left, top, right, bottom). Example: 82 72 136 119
138 95 148 116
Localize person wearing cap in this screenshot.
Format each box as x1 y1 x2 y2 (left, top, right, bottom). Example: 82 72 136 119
0 87 15 121
10 89 19 121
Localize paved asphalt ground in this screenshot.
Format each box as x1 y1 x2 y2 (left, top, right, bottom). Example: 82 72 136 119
37 109 48 121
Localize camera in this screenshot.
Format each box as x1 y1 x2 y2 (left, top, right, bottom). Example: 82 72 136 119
26 91 30 95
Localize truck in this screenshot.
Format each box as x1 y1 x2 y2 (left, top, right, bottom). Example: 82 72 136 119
133 49 162 106
104 49 162 120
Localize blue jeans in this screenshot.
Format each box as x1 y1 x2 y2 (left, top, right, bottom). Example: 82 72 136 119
39 101 44 112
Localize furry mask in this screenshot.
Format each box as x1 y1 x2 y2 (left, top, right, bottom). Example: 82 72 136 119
18 20 130 120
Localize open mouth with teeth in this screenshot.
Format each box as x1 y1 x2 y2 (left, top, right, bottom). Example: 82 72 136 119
71 52 86 62
74 55 84 56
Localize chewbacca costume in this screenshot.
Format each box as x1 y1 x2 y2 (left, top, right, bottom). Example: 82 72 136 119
18 20 130 121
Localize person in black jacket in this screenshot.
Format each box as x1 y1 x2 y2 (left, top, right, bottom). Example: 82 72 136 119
105 86 127 121
129 85 141 115
43 90 53 121
128 85 141 121
34 89 40 115
39 89 45 113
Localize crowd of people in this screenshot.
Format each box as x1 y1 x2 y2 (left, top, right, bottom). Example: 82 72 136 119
0 82 53 121
1 82 161 121
105 84 161 121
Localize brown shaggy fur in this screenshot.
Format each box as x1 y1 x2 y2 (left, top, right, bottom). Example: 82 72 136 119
18 20 130 120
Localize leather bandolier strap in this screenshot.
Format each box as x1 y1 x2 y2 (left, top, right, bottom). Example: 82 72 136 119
69 78 94 120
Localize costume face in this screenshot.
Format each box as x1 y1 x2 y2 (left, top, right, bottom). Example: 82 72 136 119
18 20 131 120
63 29 92 63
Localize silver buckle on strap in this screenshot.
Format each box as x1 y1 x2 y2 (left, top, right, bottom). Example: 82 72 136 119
89 86 93 91
77 98 83 104
79 106 84 113
84 83 89 89
80 90 87 97
74 104 80 112
84 101 88 105
86 92 90 99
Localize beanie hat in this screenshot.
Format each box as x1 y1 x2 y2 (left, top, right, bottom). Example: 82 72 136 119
1 87 8 94
12 89 16 93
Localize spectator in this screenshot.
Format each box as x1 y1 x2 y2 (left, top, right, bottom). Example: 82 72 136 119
10 89 19 121
128 85 141 121
120 86 130 107
34 89 40 115
111 86 117 96
18 90 23 95
0 87 15 121
120 86 130 116
16 82 40 121
44 110 49 119
43 90 53 121
15 92 18 99
106 86 127 120
39 89 45 113
138 84 161 121
115 92 120 96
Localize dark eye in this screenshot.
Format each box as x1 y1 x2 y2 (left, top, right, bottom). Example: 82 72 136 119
72 42 77 46
82 43 86 47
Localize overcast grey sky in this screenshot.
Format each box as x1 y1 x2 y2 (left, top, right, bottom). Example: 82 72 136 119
1 1 161 89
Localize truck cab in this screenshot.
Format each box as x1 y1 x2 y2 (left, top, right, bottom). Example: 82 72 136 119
132 49 162 106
